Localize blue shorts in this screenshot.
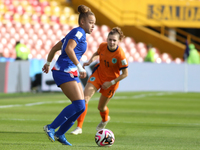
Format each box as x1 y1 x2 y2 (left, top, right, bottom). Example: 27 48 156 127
52 70 80 87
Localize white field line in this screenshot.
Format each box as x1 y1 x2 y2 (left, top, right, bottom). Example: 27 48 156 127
0 92 172 109
0 118 200 127
1 92 200 126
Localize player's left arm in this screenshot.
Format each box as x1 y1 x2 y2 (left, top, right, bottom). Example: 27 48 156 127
111 67 128 84
101 67 128 90
83 51 99 68
111 54 129 85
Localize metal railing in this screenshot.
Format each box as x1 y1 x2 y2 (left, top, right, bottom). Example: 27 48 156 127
95 0 200 51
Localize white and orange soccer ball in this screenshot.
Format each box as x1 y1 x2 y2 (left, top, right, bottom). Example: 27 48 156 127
95 129 115 147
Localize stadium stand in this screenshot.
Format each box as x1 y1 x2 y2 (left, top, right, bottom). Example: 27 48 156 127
0 0 184 64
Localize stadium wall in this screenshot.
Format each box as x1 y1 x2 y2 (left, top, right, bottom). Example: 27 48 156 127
1 61 199 93
0 63 6 93
117 62 200 92
41 61 200 93
0 61 30 93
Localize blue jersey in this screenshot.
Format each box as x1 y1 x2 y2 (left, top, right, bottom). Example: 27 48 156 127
52 27 87 76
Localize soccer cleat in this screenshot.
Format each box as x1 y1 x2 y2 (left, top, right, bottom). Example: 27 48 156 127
96 116 111 131
54 133 72 146
71 127 82 135
43 125 55 142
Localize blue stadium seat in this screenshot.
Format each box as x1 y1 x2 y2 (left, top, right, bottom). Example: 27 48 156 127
0 57 7 62
7 57 15 62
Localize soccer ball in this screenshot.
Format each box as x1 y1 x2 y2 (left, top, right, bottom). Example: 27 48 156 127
95 129 115 147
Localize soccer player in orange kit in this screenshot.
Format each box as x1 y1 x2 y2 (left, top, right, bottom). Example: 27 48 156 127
71 27 128 134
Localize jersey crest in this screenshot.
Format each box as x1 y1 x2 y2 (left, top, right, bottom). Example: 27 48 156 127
112 58 117 64
90 77 96 81
75 31 83 39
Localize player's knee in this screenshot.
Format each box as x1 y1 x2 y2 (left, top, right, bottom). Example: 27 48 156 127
97 106 105 112
80 105 85 114
79 100 85 113
73 100 85 112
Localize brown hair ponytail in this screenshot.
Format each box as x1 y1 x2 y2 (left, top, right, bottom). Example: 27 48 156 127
78 5 94 25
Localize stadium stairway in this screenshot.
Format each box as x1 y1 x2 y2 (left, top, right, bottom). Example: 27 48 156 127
71 0 195 60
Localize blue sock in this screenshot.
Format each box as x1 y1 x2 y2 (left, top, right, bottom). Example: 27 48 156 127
55 109 84 135
50 100 85 129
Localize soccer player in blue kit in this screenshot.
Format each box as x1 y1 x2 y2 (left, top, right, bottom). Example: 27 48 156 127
42 5 96 146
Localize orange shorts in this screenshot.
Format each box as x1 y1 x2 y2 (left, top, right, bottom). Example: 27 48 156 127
87 67 119 98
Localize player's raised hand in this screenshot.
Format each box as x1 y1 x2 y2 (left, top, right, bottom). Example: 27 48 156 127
79 71 87 79
77 63 87 78
101 81 112 90
83 62 90 68
42 63 50 74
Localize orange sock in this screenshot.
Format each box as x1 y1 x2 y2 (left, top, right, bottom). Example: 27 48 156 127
77 103 88 128
100 107 109 122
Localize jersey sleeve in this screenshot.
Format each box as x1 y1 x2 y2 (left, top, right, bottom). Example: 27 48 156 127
69 28 84 44
61 28 85 52
118 48 128 70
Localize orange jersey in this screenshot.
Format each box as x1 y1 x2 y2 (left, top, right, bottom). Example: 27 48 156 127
96 42 128 82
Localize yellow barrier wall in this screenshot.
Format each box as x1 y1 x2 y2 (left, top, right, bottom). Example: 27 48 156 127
71 0 200 58
81 0 200 28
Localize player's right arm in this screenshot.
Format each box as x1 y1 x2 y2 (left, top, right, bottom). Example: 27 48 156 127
42 41 62 73
83 51 99 68
65 39 87 78
47 41 62 62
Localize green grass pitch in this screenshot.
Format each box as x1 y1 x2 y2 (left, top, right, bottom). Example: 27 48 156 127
0 92 200 150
